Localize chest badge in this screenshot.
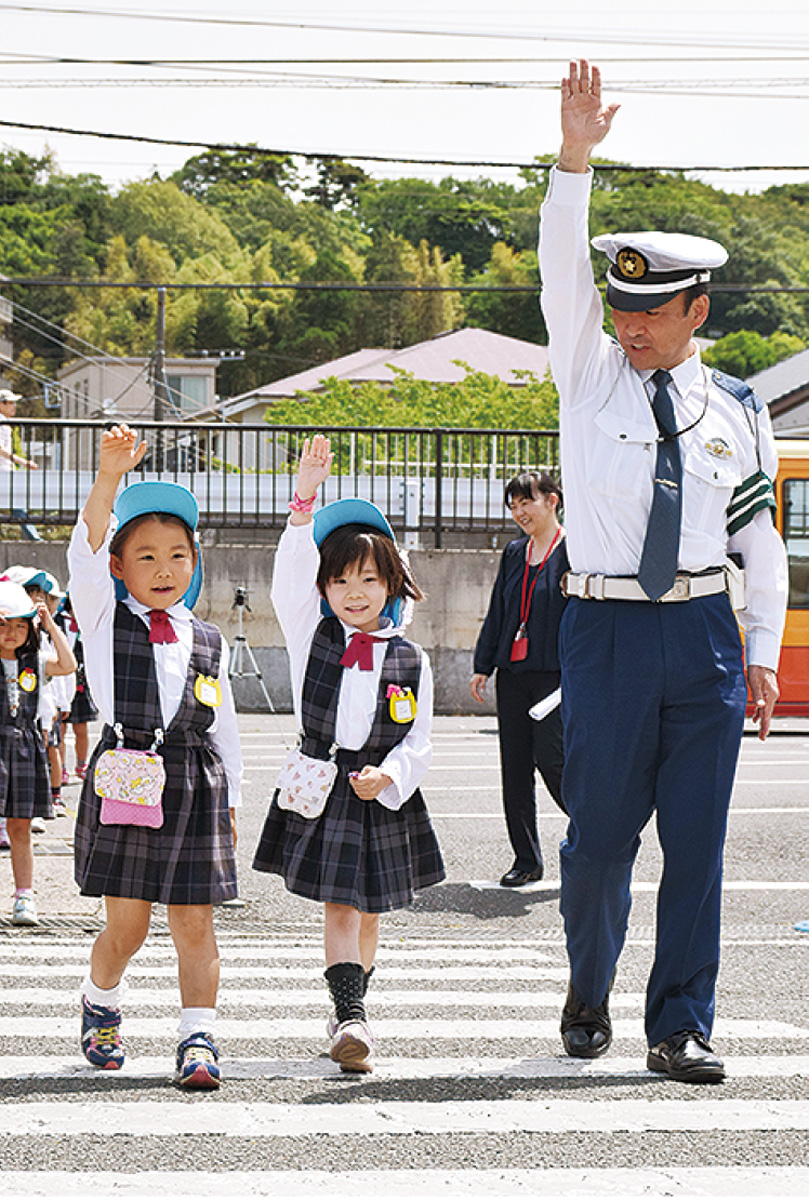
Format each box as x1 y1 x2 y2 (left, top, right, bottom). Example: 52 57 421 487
194 674 222 708
704 437 733 459
387 684 417 724
18 668 37 692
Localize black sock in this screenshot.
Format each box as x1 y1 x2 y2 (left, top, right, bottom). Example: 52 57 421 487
325 962 366 1024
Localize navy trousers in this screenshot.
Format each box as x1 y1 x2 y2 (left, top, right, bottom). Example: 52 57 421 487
559 593 746 1047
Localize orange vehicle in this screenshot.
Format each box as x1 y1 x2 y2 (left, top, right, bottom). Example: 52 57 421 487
771 438 809 715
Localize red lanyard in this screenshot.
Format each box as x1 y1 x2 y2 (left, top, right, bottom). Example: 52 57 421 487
519 528 562 628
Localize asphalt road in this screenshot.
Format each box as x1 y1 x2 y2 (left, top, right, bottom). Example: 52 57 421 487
1 713 809 1197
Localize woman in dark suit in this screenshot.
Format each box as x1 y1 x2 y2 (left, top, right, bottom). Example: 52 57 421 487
471 471 568 887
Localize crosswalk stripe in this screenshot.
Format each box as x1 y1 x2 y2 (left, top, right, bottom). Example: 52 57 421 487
5 1168 809 1199
2 1098 809 1136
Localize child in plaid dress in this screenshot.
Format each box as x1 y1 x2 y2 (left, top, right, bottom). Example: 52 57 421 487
67 424 243 1090
253 434 445 1073
0 579 76 926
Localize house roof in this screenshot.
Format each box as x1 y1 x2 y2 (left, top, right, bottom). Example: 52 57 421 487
224 329 550 418
747 348 809 407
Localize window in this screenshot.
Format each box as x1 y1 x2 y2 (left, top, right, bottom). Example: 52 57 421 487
783 478 809 609
166 374 208 413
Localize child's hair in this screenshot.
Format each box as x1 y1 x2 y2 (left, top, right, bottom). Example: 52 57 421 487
109 512 196 560
12 616 39 658
317 524 424 605
504 470 563 510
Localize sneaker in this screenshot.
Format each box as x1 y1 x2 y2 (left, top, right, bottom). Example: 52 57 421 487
326 1010 339 1039
30 817 47 834
75 763 87 782
329 1019 374 1074
0 825 9 852
81 997 125 1070
12 894 39 926
176 1033 221 1090
52 796 68 817
61 768 69 787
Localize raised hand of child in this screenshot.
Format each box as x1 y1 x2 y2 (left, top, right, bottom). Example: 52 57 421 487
296 434 334 501
99 424 148 481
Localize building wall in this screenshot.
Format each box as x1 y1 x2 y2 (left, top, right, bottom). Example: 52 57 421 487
0 542 505 714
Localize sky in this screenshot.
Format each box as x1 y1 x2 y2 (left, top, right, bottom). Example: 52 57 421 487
1 0 809 195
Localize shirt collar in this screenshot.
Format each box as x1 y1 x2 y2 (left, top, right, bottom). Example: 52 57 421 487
339 615 399 643
125 596 192 625
640 345 702 399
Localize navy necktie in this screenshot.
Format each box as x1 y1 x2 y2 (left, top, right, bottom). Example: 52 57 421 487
637 369 682 601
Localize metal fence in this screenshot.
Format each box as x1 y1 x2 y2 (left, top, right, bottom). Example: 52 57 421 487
2 418 561 547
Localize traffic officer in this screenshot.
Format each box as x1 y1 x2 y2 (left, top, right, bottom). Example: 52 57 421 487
539 60 788 1083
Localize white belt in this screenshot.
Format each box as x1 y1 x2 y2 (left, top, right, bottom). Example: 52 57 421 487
562 569 731 604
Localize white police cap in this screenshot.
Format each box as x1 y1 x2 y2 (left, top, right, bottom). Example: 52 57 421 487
591 231 728 312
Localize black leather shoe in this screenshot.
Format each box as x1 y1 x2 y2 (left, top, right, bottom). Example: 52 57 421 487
647 1031 725 1083
560 980 612 1058
499 865 544 887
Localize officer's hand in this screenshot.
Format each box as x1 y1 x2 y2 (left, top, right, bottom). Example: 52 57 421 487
559 60 621 173
747 665 779 741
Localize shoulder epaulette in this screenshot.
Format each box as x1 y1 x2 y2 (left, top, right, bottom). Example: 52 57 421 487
711 368 765 413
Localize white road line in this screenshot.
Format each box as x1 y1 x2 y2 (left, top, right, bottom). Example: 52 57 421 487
0 1017 804 1039
0 963 570 982
6 1168 809 1199
1 1054 807 1082
2 1098 809 1136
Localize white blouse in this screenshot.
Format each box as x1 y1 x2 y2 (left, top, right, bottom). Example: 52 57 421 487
271 519 433 811
67 515 243 807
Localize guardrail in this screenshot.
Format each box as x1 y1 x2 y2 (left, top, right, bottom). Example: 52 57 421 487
1 418 560 547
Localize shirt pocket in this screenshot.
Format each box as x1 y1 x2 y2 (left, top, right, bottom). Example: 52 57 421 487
589 408 657 502
683 443 743 531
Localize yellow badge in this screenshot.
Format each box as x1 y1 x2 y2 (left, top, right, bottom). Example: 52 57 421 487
704 437 733 459
387 685 417 724
194 674 222 708
616 248 648 279
18 668 37 693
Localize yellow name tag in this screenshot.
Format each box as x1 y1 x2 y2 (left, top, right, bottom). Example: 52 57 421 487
194 674 222 708
18 669 37 693
388 686 417 724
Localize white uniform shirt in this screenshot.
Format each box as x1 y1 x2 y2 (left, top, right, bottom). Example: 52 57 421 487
272 519 433 811
67 515 243 807
539 166 788 670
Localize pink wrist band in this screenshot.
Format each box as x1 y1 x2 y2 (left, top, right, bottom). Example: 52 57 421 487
288 491 316 514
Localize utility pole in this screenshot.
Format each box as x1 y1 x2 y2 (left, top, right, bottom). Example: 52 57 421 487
152 287 170 471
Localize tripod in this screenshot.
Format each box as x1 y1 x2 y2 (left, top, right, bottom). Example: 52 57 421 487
228 587 275 712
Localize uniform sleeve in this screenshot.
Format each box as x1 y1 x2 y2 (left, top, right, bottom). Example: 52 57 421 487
208 635 243 808
727 405 788 671
538 167 613 407
473 550 509 675
270 519 323 649
374 649 434 812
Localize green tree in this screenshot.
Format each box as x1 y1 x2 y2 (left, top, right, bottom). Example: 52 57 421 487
172 148 297 200
703 329 805 377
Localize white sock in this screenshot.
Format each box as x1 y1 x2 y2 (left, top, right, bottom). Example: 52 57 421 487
82 973 125 1011
178 1007 216 1040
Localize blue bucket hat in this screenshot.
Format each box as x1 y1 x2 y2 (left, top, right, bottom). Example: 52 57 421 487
312 497 403 625
112 480 203 609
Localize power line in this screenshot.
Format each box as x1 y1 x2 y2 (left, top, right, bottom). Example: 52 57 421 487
2 118 809 173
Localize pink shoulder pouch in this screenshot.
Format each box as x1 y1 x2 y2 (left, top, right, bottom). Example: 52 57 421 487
96 724 166 829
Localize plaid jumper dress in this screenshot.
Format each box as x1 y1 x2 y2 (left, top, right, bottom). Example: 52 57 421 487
253 616 445 912
0 650 52 820
74 603 237 905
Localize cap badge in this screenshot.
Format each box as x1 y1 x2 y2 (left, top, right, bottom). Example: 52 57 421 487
616 248 648 279
704 438 733 460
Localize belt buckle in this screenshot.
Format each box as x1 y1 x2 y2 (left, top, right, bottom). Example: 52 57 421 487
668 576 690 601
